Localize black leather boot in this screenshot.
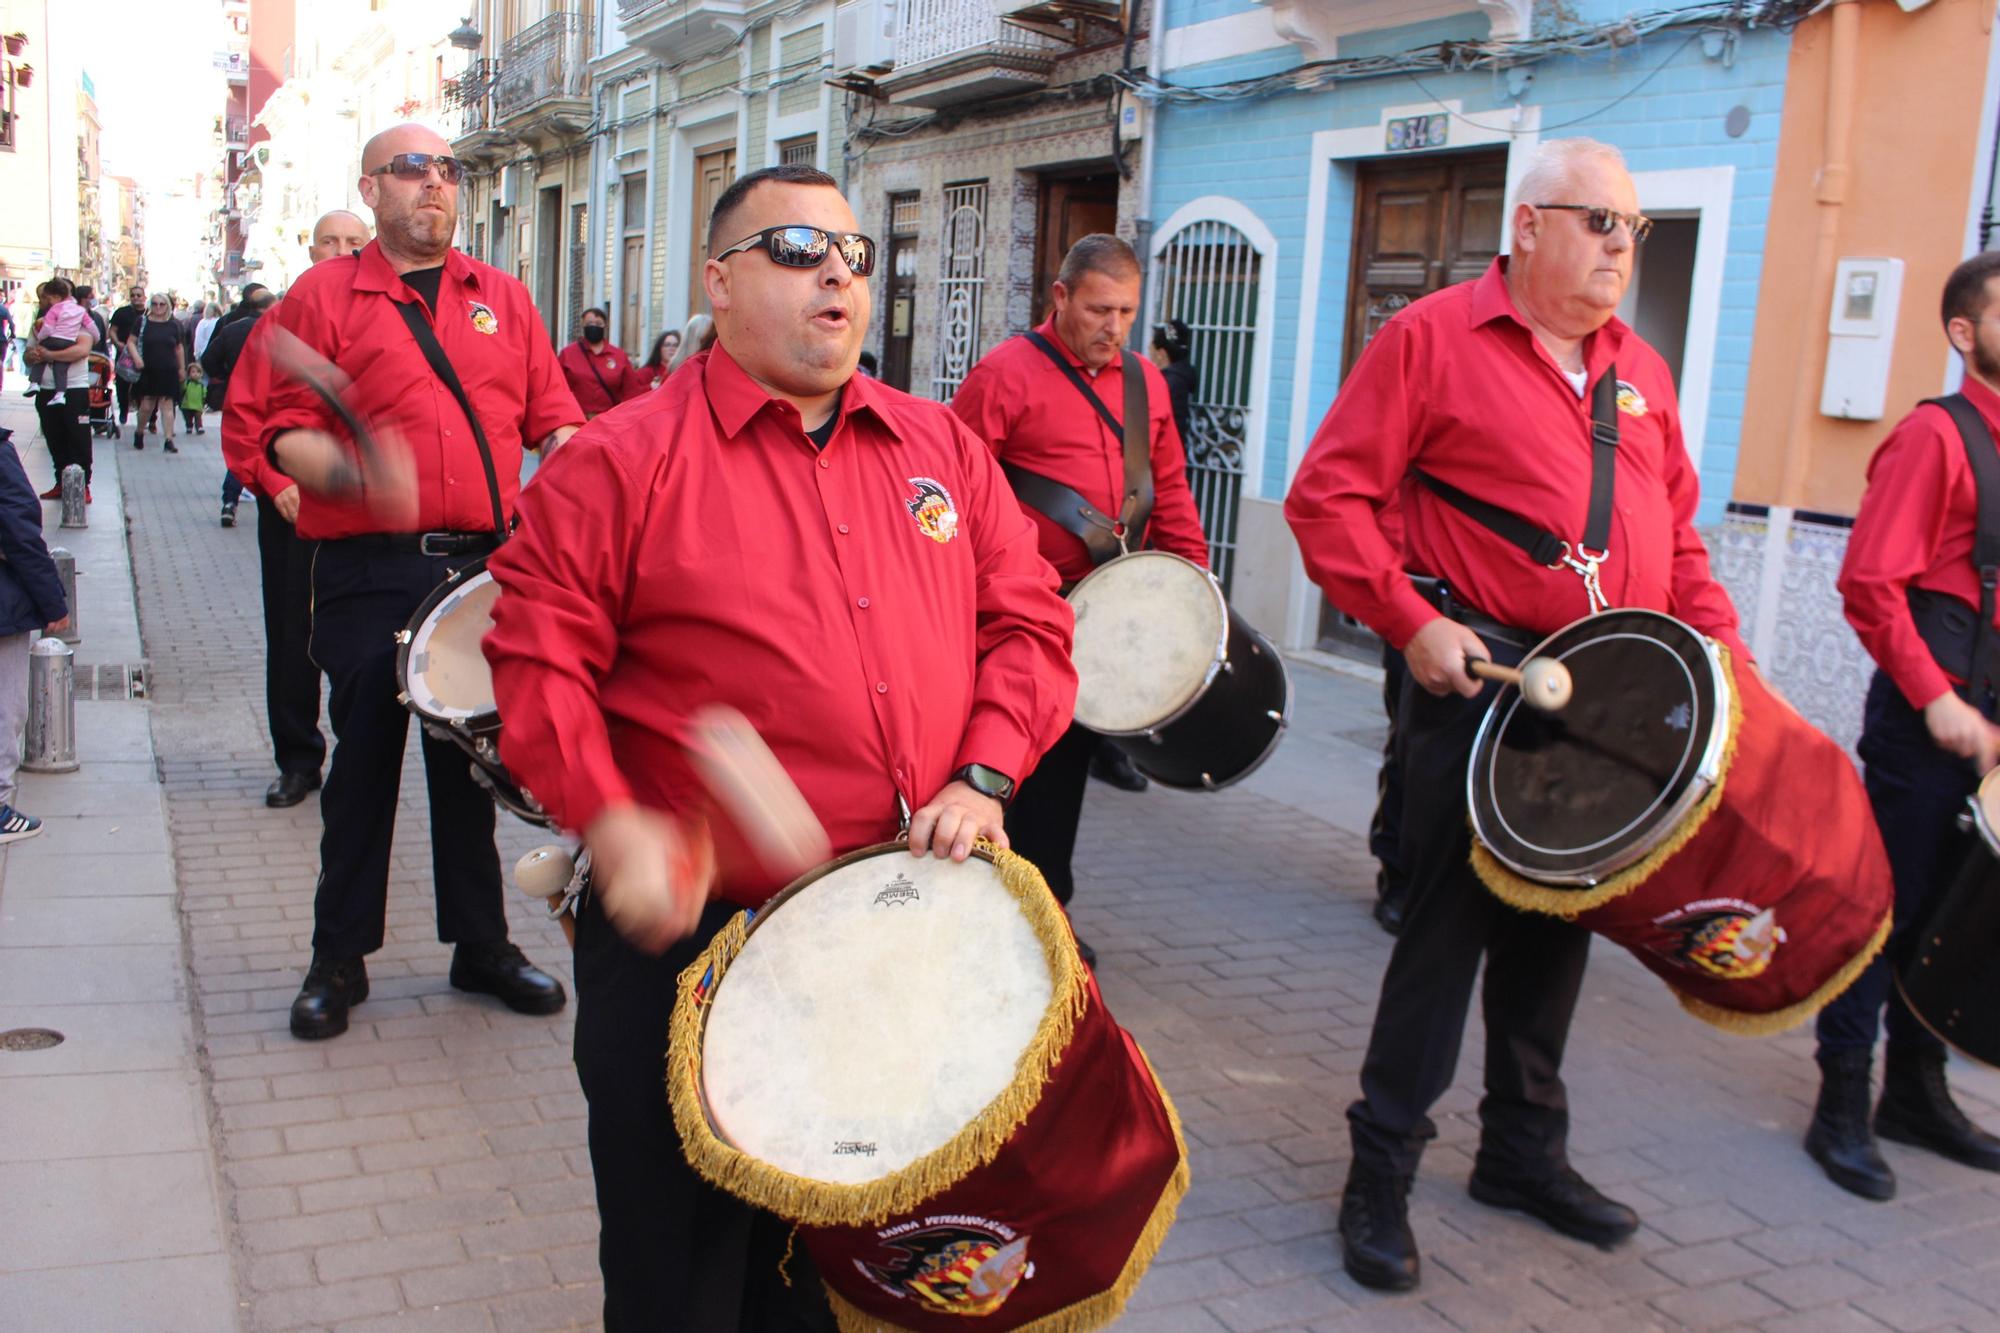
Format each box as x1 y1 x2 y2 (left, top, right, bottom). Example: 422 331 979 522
1876 1045 2000 1173
1805 1047 1895 1200
1338 1165 1419 1291
289 954 368 1041
1468 1164 1639 1247
450 939 567 1015
1088 741 1149 792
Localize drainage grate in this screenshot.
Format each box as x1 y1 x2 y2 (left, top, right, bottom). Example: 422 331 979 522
0 1028 65 1051
71 663 148 700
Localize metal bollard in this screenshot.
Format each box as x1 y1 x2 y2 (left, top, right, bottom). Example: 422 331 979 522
44 547 78 645
58 464 86 528
23 637 78 774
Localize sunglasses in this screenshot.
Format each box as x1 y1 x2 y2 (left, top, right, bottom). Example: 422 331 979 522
713 225 877 278
368 152 465 185
1533 203 1652 243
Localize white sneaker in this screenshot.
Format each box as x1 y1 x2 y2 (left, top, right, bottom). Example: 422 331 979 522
0 804 44 844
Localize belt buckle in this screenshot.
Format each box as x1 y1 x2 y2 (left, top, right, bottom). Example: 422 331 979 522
418 532 458 557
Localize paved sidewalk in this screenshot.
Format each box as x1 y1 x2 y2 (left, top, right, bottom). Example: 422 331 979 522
102 421 2000 1331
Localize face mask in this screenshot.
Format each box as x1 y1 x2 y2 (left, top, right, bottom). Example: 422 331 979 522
583 325 606 345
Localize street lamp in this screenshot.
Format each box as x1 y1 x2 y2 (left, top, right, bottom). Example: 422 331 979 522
448 17 482 50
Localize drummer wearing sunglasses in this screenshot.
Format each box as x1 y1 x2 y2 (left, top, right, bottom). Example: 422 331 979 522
483 164 1076 1329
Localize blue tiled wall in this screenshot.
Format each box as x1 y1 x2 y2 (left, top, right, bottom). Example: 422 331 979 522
1147 11 1792 526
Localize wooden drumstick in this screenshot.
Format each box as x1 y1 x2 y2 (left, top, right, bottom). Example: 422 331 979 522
683 704 832 882
514 845 578 947
1468 655 1574 711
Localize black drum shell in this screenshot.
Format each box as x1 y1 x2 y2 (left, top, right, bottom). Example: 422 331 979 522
1102 608 1290 791
1898 828 2000 1069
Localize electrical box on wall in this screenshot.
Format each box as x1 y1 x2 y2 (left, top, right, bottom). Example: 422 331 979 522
1117 90 1145 141
1820 257 1905 421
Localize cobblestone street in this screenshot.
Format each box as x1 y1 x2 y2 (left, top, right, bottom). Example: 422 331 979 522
110 431 2000 1332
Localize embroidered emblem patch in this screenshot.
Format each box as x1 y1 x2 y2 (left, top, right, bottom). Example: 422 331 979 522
904 477 959 544
467 301 499 336
1615 379 1648 417
1649 898 1786 980
854 1217 1032 1316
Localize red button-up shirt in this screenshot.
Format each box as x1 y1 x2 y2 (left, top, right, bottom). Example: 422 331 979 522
482 344 1078 907
242 242 581 540
1285 257 1746 657
1837 376 2000 709
949 318 1211 582
557 340 649 418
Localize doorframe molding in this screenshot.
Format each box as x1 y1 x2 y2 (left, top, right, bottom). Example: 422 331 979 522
1625 165 1734 481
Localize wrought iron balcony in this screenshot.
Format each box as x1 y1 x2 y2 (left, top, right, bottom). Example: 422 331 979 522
493 9 590 142
876 0 1063 108
445 57 506 157
616 0 750 61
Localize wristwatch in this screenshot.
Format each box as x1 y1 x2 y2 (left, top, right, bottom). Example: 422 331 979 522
952 762 1016 805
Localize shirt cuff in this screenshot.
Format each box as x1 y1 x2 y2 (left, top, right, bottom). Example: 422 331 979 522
1892 657 1955 713
954 715 1034 791
1381 590 1444 653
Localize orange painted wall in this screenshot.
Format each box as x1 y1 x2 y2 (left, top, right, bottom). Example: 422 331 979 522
1735 0 1996 515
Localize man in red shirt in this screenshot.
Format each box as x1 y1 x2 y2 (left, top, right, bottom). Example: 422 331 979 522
482 164 1076 1329
949 235 1208 959
242 123 584 1041
1808 251 2000 1200
556 306 648 418
1286 138 1747 1291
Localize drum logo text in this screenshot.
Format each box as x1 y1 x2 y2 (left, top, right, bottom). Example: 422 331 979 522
1615 379 1647 417
466 300 499 336
1650 898 1786 980
855 1216 1032 1316
833 1139 878 1156
875 874 921 907
905 477 960 544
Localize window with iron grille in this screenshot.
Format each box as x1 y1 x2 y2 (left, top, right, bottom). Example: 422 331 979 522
778 135 817 168
933 182 987 401
890 192 922 236
472 221 486 263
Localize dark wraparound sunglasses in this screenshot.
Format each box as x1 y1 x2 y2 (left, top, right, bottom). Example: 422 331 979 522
1534 203 1652 243
367 152 466 185
714 225 877 277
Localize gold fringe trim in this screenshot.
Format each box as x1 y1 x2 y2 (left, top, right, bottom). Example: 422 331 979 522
1675 907 1894 1036
824 1052 1193 1333
666 840 1091 1229
1474 645 1747 920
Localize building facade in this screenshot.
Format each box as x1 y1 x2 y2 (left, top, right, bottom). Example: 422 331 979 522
0 0 87 296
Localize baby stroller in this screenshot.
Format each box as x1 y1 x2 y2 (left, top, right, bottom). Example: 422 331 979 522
86 352 118 439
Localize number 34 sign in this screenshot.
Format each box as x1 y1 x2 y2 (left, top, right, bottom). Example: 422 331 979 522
1386 113 1449 152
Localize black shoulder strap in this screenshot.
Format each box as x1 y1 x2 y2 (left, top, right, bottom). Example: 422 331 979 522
394 298 507 538
1923 393 2000 699
999 462 1126 565
1021 331 1155 551
581 349 616 407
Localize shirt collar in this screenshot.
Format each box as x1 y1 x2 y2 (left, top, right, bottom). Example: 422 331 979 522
353 240 477 300
1470 255 1630 371
702 341 904 444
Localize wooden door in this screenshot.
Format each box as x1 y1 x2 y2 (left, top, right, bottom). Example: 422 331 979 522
690 145 738 315
621 237 646 355
1032 172 1119 326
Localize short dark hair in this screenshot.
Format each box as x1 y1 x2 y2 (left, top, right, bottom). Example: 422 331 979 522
1057 233 1140 290
74 285 94 301
45 277 72 298
1942 251 2000 332
581 307 608 323
1151 318 1191 363
706 164 842 254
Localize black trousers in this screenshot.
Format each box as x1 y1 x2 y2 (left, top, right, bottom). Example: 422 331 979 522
1005 720 1095 905
259 500 324 780
1347 640 1594 1182
306 541 504 958
33 391 92 486
1815 670 1967 1056
113 372 133 422
575 892 838 1332
1370 642 1409 904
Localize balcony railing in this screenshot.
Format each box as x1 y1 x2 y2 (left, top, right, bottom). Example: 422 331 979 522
494 10 587 121
894 0 1061 69
445 57 500 137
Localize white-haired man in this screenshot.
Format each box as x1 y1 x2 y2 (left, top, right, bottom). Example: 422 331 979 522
1286 138 1749 1290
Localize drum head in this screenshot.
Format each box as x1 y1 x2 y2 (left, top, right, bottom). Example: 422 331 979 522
700 849 1055 1185
403 570 499 724
1070 551 1227 734
1470 610 1728 884
1976 768 2000 858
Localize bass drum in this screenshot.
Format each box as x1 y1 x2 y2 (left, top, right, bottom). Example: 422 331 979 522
1898 768 2000 1068
1067 551 1290 791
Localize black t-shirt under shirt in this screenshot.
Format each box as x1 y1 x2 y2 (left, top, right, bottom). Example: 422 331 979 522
402 266 445 314
805 390 842 451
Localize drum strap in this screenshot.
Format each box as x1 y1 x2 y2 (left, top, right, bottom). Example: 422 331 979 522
394 299 509 539
1414 365 1619 612
1021 331 1155 561
1921 393 2000 701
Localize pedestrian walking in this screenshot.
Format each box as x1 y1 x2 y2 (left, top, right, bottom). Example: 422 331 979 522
557 306 647 418
24 283 96 501
637 327 681 390
191 302 222 362
0 301 14 379
127 293 188 452
203 286 277 524
23 277 91 394
0 424 69 844
179 365 207 435
239 124 582 1041
108 287 144 426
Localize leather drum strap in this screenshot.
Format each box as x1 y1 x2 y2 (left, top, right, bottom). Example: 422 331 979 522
1924 393 2000 703
1020 331 1156 562
395 298 508 540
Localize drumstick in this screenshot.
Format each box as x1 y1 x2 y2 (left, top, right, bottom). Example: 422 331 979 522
682 704 832 882
1468 655 1574 711
262 326 384 480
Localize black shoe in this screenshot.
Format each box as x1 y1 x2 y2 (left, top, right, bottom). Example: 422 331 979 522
1339 1166 1420 1291
1468 1165 1639 1247
1088 743 1149 792
1373 892 1406 936
220 503 236 528
1807 1046 1896 1199
265 771 320 808
164 439 179 453
290 954 368 1040
132 429 143 449
1876 1045 2000 1173
450 940 567 1015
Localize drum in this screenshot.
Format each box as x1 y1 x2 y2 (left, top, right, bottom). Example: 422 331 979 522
394 556 547 827
1468 609 1894 1034
1898 768 2000 1068
669 844 1188 1331
1068 550 1290 790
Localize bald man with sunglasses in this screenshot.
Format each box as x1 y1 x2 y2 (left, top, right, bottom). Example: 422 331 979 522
1286 137 1749 1292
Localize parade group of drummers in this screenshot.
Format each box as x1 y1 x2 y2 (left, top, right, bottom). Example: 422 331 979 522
211 120 2000 1330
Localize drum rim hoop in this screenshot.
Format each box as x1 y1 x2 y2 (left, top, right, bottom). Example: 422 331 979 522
396 558 500 726
1069 550 1230 736
666 840 1094 1228
1973 769 2000 858
1468 610 1733 889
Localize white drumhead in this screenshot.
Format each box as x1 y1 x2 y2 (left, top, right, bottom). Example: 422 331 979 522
405 573 499 721
1069 551 1227 734
700 850 1054 1185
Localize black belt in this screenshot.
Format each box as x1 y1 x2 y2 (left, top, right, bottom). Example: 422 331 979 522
1409 574 1535 651
326 531 500 557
